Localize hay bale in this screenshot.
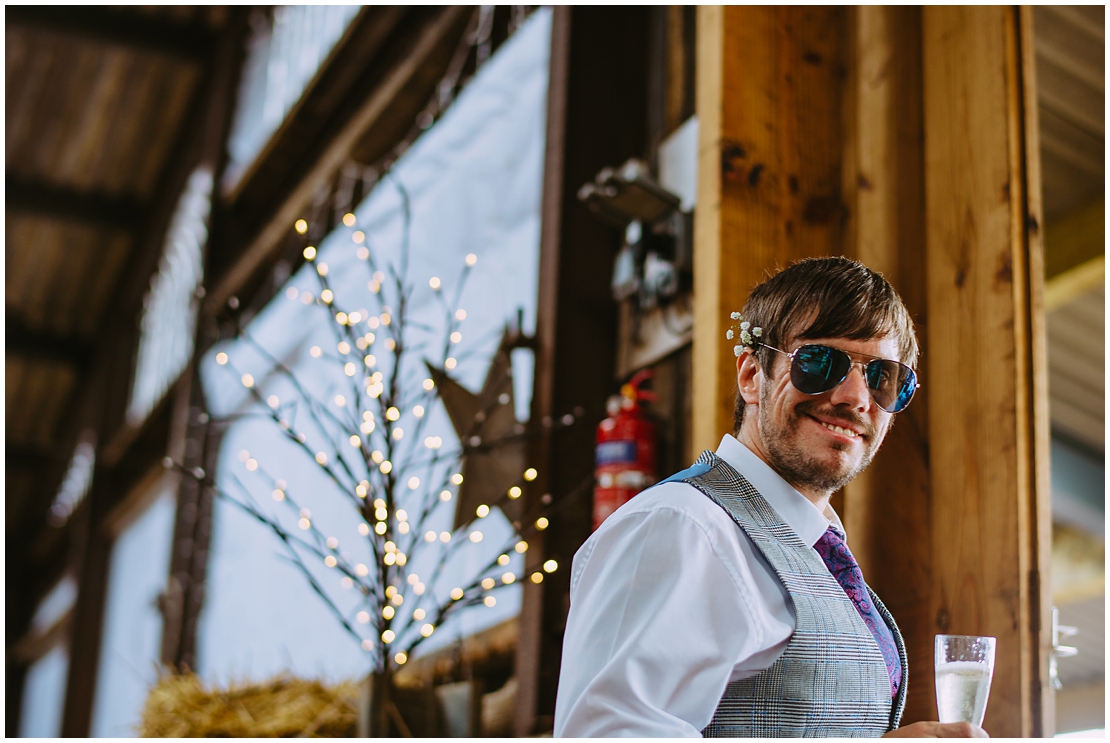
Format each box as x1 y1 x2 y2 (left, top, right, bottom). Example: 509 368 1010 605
139 672 359 737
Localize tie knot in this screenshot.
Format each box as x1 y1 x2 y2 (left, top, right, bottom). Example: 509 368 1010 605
814 526 858 576
817 525 846 550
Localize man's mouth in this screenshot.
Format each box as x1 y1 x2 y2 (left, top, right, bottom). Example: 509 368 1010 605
813 418 861 439
795 401 871 442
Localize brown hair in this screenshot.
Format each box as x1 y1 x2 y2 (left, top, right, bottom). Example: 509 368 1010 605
732 256 919 431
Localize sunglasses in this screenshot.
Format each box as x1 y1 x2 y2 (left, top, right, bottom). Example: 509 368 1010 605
761 343 919 414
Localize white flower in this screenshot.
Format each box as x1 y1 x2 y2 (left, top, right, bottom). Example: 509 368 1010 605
741 330 752 345
733 345 743 357
753 327 762 337
740 321 750 331
726 329 734 340
730 312 741 320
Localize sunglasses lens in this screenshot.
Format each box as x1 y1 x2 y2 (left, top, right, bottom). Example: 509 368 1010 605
791 345 851 395
892 366 918 412
790 345 918 413
867 360 917 413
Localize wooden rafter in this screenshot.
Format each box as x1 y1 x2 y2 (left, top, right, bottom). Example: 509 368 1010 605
0 8 253 737
1045 198 1105 278
5 314 94 370
204 6 474 317
6 175 144 232
6 439 63 469
5 5 216 62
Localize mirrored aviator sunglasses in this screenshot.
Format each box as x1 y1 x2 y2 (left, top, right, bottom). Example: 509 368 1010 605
762 343 919 413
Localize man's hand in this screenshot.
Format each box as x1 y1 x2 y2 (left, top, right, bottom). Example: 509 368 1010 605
883 721 988 738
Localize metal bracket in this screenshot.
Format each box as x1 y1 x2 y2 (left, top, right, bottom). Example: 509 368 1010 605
1049 605 1079 690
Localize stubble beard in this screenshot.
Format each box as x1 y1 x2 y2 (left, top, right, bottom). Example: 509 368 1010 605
757 384 883 495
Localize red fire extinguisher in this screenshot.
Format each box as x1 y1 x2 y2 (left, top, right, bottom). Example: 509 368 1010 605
593 369 657 531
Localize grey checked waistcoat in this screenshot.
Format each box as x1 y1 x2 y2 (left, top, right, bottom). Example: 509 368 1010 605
669 451 908 737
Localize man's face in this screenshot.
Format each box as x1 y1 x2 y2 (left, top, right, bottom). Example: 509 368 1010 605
755 334 900 494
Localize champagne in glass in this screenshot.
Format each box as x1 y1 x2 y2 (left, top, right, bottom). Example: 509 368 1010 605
934 634 996 726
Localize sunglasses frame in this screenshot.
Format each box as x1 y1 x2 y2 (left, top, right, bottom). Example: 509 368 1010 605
757 342 920 413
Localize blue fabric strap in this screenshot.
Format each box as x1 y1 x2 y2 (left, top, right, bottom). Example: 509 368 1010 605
658 461 712 485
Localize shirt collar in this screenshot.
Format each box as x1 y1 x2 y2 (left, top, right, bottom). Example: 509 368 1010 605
715 433 841 548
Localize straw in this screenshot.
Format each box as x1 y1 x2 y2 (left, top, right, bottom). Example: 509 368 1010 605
139 672 359 738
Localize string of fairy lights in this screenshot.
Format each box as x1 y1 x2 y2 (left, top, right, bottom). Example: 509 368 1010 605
181 186 565 672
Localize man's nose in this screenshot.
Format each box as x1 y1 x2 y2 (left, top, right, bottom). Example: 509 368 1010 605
829 362 872 411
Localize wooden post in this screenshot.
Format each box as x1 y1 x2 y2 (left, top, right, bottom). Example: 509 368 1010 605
921 6 1051 736
58 469 114 738
693 5 851 457
513 7 570 736
839 5 935 725
160 7 248 673
514 7 651 734
695 5 1052 736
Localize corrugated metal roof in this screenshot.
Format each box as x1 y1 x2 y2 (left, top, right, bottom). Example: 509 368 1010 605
1034 5 1104 221
1047 286 1104 450
6 29 199 200
6 216 132 340
5 6 217 535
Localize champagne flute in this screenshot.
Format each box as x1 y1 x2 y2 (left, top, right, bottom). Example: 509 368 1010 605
934 634 996 726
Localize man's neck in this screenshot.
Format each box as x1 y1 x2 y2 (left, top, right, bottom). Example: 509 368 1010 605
733 423 833 514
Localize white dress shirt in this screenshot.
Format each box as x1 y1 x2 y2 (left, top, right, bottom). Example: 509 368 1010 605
553 434 845 738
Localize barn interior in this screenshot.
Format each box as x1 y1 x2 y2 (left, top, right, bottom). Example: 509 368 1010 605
5 5 1104 738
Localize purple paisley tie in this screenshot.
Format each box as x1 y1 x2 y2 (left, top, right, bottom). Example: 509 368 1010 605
813 526 902 698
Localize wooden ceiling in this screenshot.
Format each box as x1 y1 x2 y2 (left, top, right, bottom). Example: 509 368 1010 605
1034 6 1104 454
1034 5 1104 222
1 7 1102 736
1035 13 1104 715
1047 286 1104 450
5 5 230 550
3 0 1101 614
4 6 504 638
5 13 529 727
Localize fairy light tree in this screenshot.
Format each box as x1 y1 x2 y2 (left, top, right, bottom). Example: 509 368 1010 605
186 182 569 734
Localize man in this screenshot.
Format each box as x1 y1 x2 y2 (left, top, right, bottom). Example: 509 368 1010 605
554 257 987 738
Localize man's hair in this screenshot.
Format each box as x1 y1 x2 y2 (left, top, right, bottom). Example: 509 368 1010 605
732 256 919 431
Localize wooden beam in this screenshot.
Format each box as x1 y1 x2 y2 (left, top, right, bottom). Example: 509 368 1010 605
513 7 569 736
159 367 221 673
5 314 94 370
160 2 259 674
1036 5 1106 44
5 5 215 62
57 467 117 738
696 6 1053 735
219 6 407 204
1045 255 1105 311
348 8 477 166
6 439 62 468
1044 198 1104 280
692 5 725 458
60 390 177 736
1038 88 1104 140
6 665 27 737
922 6 1052 736
513 8 651 734
693 6 851 458
8 610 74 666
51 12 251 737
1034 28 1103 93
838 5 935 724
5 175 144 232
204 6 472 318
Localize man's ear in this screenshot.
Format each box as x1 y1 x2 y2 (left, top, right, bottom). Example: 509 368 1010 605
736 350 762 407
